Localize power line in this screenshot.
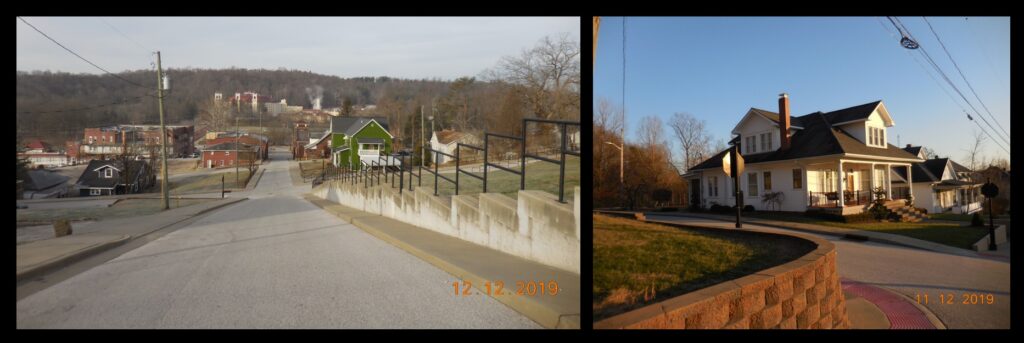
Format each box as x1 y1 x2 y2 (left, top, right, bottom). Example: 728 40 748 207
887 17 1011 153
97 17 150 52
923 17 1010 141
18 17 157 97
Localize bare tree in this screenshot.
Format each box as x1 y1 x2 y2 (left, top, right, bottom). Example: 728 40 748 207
668 112 711 173
964 130 987 171
198 99 232 133
486 33 580 121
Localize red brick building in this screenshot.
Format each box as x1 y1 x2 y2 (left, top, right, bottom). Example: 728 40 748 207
201 142 258 169
206 135 268 160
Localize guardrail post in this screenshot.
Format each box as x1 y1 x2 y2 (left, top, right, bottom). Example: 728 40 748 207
483 135 489 193
438 150 442 196
520 120 526 191
455 146 460 195
559 122 567 203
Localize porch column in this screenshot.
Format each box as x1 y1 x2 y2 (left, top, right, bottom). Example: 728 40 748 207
870 163 876 195
906 164 912 203
837 160 844 207
885 163 892 200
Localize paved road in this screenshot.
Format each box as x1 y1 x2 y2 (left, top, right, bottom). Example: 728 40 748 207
644 214 1010 329
17 148 540 329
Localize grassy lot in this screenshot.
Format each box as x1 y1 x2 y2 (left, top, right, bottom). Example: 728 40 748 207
16 198 215 224
413 155 580 200
593 214 813 321
740 211 987 250
299 159 327 180
169 169 251 194
164 158 201 175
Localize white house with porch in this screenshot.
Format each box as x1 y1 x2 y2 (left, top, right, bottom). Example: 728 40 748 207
684 94 925 216
893 145 983 214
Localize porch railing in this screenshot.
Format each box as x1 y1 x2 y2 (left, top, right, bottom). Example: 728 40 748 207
891 187 910 201
808 190 870 208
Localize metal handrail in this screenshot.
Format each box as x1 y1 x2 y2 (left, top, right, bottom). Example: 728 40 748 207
422 147 456 196
455 143 485 195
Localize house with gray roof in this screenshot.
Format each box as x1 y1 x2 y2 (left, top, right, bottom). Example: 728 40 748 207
891 146 983 214
76 159 155 196
684 94 925 215
306 116 398 169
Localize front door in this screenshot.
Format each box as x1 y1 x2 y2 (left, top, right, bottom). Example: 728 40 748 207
689 179 701 207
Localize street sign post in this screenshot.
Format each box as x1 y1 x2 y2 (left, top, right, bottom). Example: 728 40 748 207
981 179 999 251
724 146 744 228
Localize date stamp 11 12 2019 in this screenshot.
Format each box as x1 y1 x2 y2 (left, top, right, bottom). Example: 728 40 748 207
916 292 996 305
453 280 560 297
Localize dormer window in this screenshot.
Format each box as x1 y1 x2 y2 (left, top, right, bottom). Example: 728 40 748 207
104 168 113 178
867 126 886 148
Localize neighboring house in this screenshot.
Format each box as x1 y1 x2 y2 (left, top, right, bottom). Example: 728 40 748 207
429 130 480 164
21 169 70 199
974 165 1011 203
76 159 155 196
201 142 258 169
891 145 982 214
19 139 72 168
684 94 925 215
320 116 397 169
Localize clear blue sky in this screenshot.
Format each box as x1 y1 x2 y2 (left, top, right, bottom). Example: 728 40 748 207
17 17 579 81
594 16 1010 167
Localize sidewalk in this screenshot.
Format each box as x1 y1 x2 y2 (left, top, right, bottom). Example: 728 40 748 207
841 278 944 329
304 194 580 329
16 197 248 282
628 211 987 258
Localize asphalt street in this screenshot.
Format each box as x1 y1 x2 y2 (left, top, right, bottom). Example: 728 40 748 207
17 148 541 329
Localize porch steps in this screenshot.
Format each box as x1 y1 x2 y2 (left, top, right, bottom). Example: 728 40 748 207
884 200 926 222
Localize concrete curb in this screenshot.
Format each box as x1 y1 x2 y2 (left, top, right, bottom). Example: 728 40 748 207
16 235 130 282
303 193 579 329
245 167 265 191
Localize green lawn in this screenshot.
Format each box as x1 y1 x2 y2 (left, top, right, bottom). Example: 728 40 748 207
740 211 987 250
412 155 580 200
929 213 974 222
593 214 813 321
17 198 215 224
169 169 251 194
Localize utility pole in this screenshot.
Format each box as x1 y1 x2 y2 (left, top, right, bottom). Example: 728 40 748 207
236 117 240 186
156 51 169 210
420 105 425 168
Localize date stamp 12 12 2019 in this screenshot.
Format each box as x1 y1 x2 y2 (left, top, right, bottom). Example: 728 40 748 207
453 280 559 297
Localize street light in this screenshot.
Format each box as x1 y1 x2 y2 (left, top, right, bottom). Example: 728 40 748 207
604 141 623 184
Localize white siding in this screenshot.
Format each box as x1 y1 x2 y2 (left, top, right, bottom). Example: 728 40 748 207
839 109 888 147
734 113 780 155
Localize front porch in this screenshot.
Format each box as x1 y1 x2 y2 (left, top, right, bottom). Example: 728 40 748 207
806 160 914 215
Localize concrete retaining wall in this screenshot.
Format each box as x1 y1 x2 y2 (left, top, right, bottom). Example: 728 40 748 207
313 181 580 274
594 218 850 329
972 224 1007 251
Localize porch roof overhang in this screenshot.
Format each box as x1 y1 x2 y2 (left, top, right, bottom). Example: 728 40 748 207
934 180 982 189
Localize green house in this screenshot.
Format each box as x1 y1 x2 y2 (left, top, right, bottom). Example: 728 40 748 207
321 116 396 169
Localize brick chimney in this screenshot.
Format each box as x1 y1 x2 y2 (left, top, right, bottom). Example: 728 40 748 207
778 93 791 151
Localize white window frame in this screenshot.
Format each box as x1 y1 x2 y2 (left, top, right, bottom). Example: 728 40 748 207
104 168 113 178
90 188 100 195
792 168 802 189
760 133 767 152
748 172 759 197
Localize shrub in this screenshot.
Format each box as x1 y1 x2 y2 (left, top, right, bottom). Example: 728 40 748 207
743 205 755 212
971 212 984 227
805 210 844 222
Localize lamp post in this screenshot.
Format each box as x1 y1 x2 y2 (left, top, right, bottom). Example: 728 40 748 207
981 179 1000 251
604 141 624 184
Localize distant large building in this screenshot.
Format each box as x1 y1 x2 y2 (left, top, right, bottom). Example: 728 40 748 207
79 125 194 159
265 99 303 117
